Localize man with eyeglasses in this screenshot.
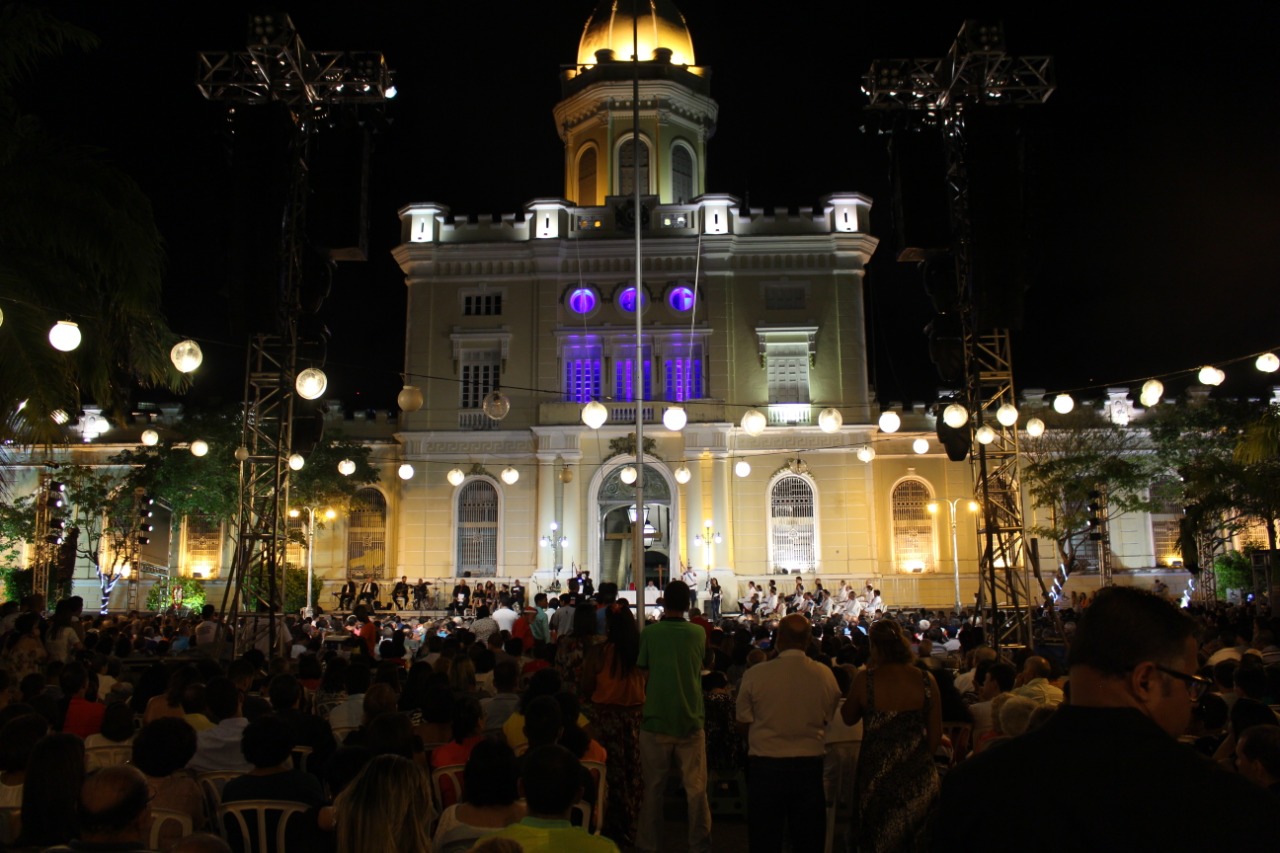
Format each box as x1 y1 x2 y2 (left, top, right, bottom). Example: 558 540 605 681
931 586 1279 850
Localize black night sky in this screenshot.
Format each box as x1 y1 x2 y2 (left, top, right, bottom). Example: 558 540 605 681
26 1 1280 413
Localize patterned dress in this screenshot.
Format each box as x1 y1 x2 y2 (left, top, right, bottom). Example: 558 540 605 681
854 668 939 853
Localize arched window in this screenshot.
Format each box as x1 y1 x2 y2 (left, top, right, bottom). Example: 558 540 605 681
577 146 597 205
671 144 694 203
457 479 498 577
770 475 816 573
618 136 650 197
891 480 935 573
346 489 387 579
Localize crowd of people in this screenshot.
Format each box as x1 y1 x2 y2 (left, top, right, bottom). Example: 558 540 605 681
0 580 1277 852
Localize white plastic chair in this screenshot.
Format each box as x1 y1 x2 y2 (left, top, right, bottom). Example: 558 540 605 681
85 743 134 771
149 807 194 851
580 759 607 834
218 799 309 853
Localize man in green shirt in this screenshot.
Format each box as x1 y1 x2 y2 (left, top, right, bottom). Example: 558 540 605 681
491 744 619 852
635 580 711 853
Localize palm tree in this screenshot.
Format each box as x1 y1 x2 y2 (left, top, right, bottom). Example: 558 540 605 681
0 4 184 446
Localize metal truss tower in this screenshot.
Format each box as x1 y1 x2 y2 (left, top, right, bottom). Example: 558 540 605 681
864 21 1053 651
198 13 392 656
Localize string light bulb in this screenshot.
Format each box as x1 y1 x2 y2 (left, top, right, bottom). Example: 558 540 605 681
674 464 691 484
398 463 415 480
1026 417 1046 438
620 466 638 485
996 403 1019 427
397 385 424 413
877 411 901 433
912 438 929 454
447 468 465 486
942 404 968 428
1053 394 1075 414
288 453 305 471
49 320 81 352
741 409 767 436
295 368 328 400
190 440 209 457
1139 379 1164 407
582 400 608 429
975 425 996 445
500 466 520 484
856 445 876 463
1197 366 1224 386
1255 353 1278 373
338 459 356 476
663 406 687 431
141 429 159 447
735 460 751 477
170 340 203 373
818 408 844 433
482 389 511 420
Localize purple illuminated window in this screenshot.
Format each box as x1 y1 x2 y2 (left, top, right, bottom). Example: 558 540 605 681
618 287 646 312
668 286 695 312
568 288 597 314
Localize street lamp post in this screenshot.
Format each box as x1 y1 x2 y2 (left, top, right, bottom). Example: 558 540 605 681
928 498 978 614
693 519 721 572
290 506 336 618
540 522 568 590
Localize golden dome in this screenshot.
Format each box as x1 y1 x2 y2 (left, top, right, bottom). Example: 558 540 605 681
577 0 695 67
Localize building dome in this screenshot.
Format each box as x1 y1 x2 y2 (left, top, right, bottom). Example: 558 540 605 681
577 0 695 67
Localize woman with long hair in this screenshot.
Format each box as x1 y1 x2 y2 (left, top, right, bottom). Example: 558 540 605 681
144 663 200 724
334 753 435 853
580 600 646 845
707 577 723 623
17 733 84 847
841 618 941 853
554 603 599 694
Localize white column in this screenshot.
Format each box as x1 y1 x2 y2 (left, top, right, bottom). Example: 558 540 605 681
685 453 704 570
537 455 556 575
712 453 730 570
562 456 581 574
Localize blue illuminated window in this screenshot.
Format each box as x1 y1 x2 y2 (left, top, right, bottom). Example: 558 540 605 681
568 288 598 315
668 286 695 312
618 287 647 313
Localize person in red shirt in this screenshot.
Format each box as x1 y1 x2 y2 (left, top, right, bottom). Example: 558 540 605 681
512 606 537 653
59 663 105 739
355 605 379 657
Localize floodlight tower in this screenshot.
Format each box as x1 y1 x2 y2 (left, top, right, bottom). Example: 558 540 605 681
864 21 1053 651
197 13 393 656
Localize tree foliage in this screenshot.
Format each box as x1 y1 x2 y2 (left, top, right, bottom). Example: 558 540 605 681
1021 408 1158 571
0 4 186 444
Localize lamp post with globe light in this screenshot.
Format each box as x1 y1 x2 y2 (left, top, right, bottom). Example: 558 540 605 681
289 505 336 618
928 498 979 614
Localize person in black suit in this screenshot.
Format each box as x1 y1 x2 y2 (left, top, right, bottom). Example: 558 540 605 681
358 579 379 611
338 580 357 611
449 578 471 616
392 576 410 610
412 578 429 610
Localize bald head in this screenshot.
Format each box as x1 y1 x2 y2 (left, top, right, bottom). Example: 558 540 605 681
1023 656 1051 680
776 614 811 651
80 765 150 839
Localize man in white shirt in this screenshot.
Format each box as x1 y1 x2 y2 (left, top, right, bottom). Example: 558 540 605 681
736 614 841 852
682 566 699 611
1012 656 1064 707
492 597 519 633
187 677 252 773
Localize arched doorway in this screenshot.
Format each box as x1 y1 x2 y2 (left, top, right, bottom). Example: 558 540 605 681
593 462 674 590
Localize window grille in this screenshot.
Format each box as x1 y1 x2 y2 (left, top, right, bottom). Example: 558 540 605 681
770 475 815 572
462 293 503 316
184 514 222 578
892 480 934 572
457 480 498 577
346 489 387 578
